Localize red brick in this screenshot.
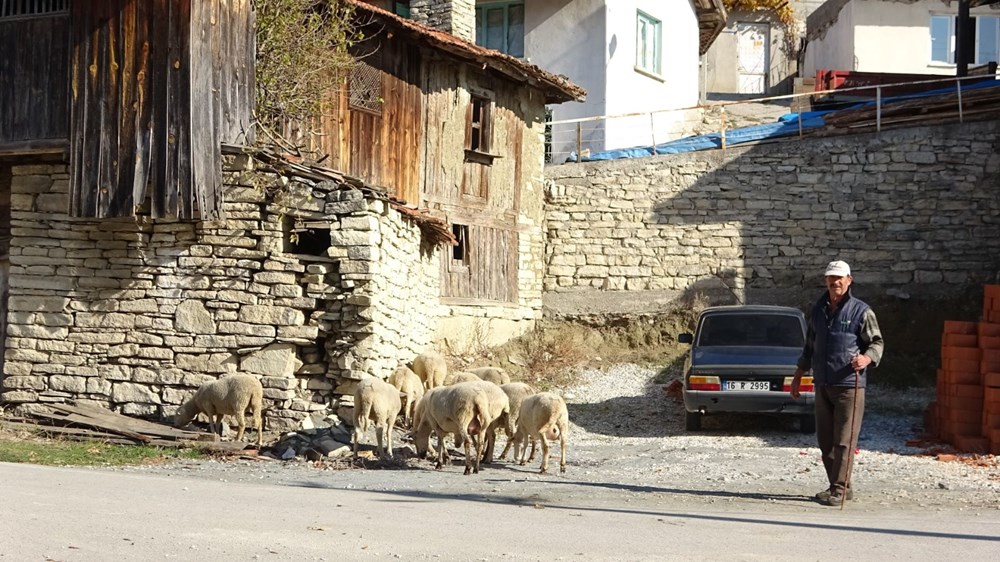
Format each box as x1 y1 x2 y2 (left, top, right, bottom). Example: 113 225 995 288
986 387 1000 403
946 358 981 373
986 372 1000 388
951 421 981 437
943 333 978 347
941 346 981 361
989 310 1000 323
944 321 978 335
982 413 1000 428
982 350 1000 362
944 369 981 385
985 285 1000 300
948 395 984 410
981 335 1000 349
979 322 1000 337
948 408 983 424
983 360 1000 374
954 435 989 453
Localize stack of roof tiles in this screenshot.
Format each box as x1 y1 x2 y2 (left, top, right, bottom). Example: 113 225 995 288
927 285 1000 454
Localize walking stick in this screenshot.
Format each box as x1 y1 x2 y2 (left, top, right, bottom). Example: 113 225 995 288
841 364 861 511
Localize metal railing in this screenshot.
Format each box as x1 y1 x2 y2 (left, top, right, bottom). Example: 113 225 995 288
545 74 999 164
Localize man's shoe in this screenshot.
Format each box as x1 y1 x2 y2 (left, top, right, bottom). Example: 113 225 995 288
822 493 847 506
815 488 855 502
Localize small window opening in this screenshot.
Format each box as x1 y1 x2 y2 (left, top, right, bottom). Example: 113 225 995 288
468 95 491 153
0 0 67 19
349 57 383 114
451 224 469 266
283 217 331 257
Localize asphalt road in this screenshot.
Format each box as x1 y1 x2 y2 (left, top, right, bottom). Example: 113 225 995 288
3 462 999 561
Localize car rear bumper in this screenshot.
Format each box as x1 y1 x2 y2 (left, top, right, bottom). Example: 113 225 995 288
684 391 815 415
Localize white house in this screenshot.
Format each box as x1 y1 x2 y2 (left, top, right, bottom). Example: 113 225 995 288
702 0 827 97
474 0 726 160
802 0 1000 78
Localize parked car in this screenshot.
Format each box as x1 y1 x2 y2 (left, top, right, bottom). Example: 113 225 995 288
678 305 815 433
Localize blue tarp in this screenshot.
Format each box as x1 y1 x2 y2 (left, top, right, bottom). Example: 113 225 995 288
570 79 1000 162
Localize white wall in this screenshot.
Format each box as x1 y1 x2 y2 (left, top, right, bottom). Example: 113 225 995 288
804 0 1000 77
516 0 701 160
802 0 856 77
601 0 700 152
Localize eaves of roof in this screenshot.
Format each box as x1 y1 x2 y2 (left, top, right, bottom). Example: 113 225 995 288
345 0 586 104
692 0 728 55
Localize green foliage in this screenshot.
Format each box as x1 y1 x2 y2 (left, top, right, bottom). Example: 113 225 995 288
255 0 360 140
723 0 796 26
0 434 206 467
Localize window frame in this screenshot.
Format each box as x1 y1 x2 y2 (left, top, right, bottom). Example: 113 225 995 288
475 1 525 58
635 10 662 77
450 223 470 270
930 13 1000 66
465 91 498 164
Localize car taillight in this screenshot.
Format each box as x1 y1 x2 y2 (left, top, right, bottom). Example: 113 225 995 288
688 375 721 391
783 376 814 392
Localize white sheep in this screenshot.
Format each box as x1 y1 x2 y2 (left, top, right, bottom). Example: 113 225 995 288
467 380 510 464
443 371 481 386
469 366 511 385
411 350 448 390
388 365 424 427
174 374 264 447
498 382 536 460
513 392 569 474
353 377 403 461
412 383 491 475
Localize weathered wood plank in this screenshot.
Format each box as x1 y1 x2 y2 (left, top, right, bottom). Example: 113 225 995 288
46 402 215 441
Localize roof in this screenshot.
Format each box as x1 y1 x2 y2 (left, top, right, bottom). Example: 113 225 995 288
692 0 728 55
345 0 585 104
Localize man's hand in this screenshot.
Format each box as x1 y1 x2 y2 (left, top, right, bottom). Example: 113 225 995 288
790 368 804 399
851 354 872 372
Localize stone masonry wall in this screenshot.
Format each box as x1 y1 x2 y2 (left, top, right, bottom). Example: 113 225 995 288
409 0 475 42
543 120 1000 298
0 159 441 430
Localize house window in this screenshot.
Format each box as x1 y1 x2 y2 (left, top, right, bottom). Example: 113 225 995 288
349 59 383 114
930 14 1000 65
467 94 492 153
476 1 524 58
636 11 662 76
393 1 411 18
451 224 469 266
0 0 68 19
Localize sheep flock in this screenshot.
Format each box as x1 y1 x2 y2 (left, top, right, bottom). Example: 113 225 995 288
170 350 569 476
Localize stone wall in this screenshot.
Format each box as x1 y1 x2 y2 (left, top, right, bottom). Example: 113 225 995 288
543 120 1000 299
409 0 475 42
0 159 441 430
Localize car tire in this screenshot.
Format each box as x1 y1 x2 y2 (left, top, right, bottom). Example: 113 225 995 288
799 414 816 434
685 411 702 431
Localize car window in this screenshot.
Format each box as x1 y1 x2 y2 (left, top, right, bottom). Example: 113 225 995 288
698 314 804 347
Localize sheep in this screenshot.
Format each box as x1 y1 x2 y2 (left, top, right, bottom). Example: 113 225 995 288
410 350 448 390
353 377 403 461
498 382 536 460
174 374 264 447
512 392 569 474
469 366 511 385
388 365 424 427
412 383 491 475
466 380 510 464
443 371 481 386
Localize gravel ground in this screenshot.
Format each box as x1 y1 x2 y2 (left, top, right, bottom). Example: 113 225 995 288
117 365 1000 513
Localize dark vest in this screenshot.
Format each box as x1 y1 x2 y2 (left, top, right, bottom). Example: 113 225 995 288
810 290 870 388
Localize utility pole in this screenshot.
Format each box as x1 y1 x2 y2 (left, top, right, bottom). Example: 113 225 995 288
956 0 972 77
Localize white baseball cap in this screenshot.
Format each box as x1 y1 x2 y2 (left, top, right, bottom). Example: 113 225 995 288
824 260 852 277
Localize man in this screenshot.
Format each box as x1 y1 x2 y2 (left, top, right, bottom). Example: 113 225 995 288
791 260 884 506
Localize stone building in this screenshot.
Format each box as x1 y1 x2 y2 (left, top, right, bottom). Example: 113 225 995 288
0 0 583 429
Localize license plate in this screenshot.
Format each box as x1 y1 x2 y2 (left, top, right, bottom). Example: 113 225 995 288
724 380 770 391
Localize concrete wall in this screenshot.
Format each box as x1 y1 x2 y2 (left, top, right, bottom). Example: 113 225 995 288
0 159 442 429
804 0 1000 77
703 11 798 96
543 119 1000 301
